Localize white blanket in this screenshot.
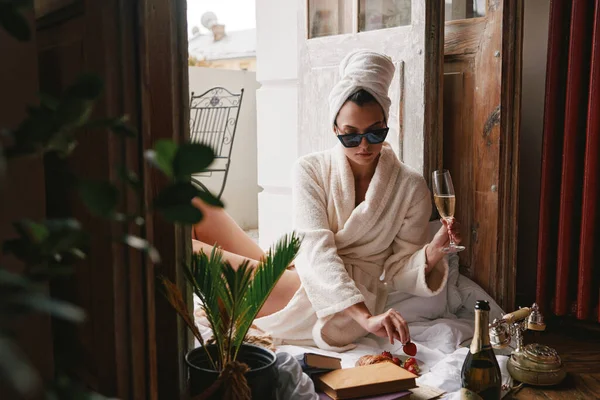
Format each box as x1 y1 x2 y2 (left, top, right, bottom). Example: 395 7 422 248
194 252 512 399
274 269 512 399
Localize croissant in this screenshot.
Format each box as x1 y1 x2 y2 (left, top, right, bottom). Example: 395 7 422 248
355 354 395 366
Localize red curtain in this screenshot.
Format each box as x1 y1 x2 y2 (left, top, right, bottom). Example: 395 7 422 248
537 0 600 322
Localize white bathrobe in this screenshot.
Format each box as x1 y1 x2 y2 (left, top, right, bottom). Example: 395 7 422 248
254 143 448 352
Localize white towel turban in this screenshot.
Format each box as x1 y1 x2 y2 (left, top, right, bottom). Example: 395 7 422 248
328 49 395 128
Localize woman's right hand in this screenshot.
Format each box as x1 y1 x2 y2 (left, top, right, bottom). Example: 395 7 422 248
345 302 410 345
364 309 410 345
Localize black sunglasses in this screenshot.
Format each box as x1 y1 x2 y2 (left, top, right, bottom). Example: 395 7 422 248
336 127 389 148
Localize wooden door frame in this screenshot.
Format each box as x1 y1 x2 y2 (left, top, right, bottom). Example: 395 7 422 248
83 0 192 396
441 0 523 311
93 0 192 396
138 0 192 398
35 0 152 396
497 0 523 312
30 0 190 398
425 0 446 187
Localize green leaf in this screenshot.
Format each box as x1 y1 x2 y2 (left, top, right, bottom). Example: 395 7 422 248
0 4 31 42
17 293 86 322
116 166 141 191
153 182 203 224
232 233 301 355
13 219 49 244
195 187 224 208
54 74 103 130
3 219 52 265
46 132 78 158
113 213 145 226
0 268 29 289
122 235 161 263
0 335 41 398
145 139 178 178
38 92 60 111
82 118 113 129
6 75 107 159
77 180 119 217
84 116 137 138
3 219 88 269
41 219 88 255
10 105 56 155
55 97 94 130
220 260 253 362
182 236 300 367
185 248 229 368
173 142 215 178
4 75 114 160
109 116 137 137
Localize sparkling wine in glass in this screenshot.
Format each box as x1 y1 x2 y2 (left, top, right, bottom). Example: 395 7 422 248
432 169 465 253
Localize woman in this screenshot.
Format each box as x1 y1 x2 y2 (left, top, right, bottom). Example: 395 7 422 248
193 50 461 352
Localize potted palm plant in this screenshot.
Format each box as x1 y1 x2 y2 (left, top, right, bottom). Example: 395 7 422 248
161 233 301 400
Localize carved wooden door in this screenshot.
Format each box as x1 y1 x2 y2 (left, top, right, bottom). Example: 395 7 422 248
442 0 522 310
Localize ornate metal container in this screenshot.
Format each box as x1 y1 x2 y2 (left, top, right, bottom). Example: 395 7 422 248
507 343 566 386
491 303 566 386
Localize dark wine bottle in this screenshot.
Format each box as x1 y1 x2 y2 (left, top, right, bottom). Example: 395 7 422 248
461 300 502 399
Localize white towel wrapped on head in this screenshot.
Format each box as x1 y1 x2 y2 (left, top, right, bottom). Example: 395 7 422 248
328 50 395 128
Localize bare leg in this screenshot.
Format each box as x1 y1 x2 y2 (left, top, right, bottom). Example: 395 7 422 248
192 198 265 261
191 198 301 317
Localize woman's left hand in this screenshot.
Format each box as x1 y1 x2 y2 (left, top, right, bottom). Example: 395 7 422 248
426 218 462 270
441 217 462 246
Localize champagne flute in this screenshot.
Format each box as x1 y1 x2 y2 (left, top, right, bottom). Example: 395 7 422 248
432 169 465 253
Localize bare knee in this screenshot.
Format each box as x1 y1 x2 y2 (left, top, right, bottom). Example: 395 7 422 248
192 239 214 254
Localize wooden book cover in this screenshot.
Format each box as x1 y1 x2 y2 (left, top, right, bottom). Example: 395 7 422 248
314 362 417 400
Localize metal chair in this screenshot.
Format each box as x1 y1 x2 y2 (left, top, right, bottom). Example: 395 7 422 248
189 87 244 199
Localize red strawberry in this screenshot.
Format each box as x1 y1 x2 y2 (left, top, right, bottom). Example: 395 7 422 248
403 341 417 356
392 357 401 366
381 351 393 359
403 357 417 368
407 364 419 375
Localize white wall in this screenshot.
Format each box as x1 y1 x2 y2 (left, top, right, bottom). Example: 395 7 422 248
516 0 551 304
188 67 260 230
255 0 299 248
